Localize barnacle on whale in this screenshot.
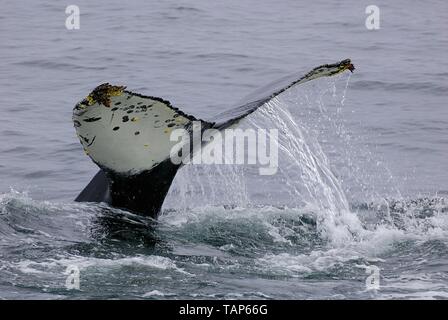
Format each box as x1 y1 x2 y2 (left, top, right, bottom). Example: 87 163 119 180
85 83 126 107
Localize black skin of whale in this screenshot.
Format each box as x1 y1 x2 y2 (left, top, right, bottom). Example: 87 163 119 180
75 59 354 219
75 160 180 217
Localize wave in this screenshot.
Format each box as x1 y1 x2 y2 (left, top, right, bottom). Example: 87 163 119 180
2 189 447 257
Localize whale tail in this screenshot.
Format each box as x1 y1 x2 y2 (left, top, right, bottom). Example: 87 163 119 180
73 59 354 218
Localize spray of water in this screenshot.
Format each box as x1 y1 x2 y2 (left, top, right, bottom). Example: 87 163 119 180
164 75 370 244
248 98 366 245
163 73 448 251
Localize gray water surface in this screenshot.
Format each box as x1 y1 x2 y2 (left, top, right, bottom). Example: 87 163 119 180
0 0 447 299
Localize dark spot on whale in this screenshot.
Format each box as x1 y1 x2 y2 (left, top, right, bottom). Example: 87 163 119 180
111 107 119 111
113 126 120 131
167 123 176 127
114 102 122 106
122 116 129 122
137 102 143 105
79 135 90 144
87 136 96 147
135 131 140 135
83 117 102 123
127 110 133 114
154 115 159 117
74 120 81 127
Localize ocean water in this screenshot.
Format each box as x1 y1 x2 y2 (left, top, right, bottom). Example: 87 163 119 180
0 0 447 299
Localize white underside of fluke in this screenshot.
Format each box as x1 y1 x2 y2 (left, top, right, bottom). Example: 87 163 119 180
73 92 193 174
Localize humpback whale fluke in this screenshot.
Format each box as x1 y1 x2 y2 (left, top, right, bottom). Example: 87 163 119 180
73 59 354 218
